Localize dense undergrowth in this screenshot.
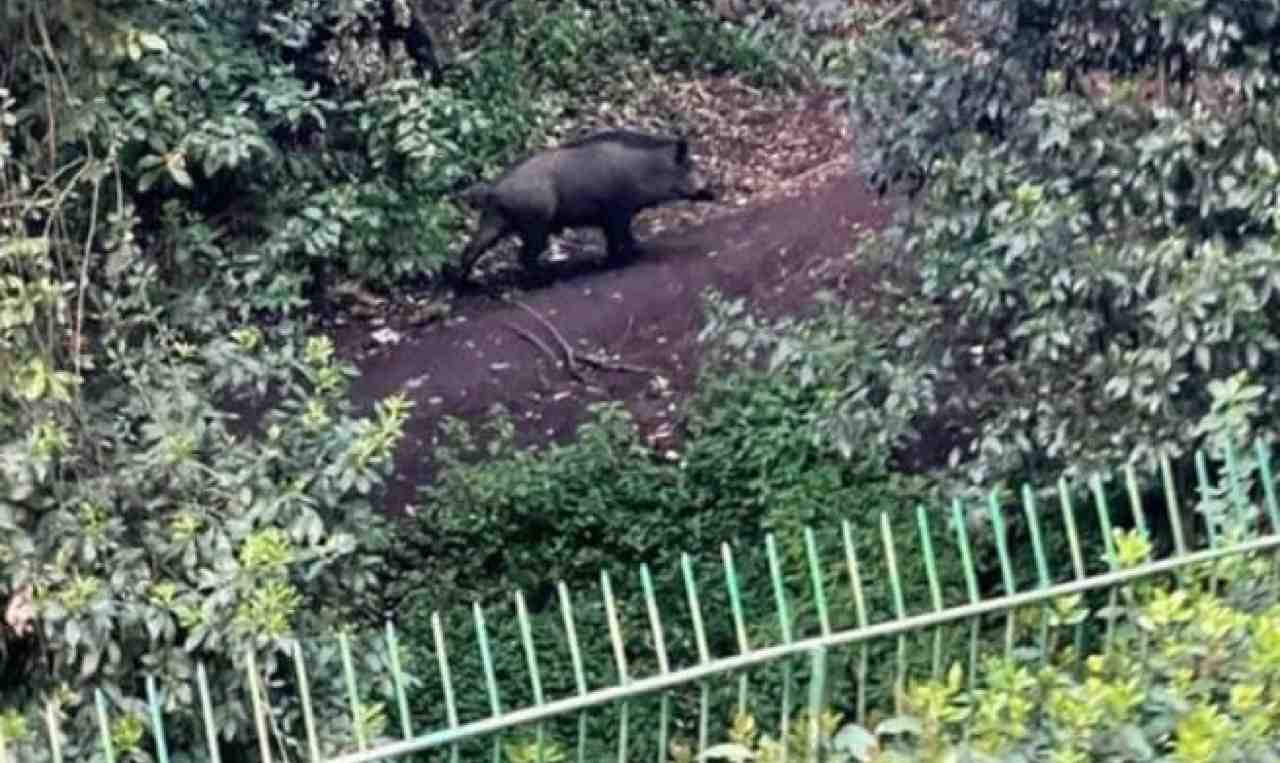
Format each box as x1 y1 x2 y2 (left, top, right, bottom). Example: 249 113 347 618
0 0 809 759
7 0 1280 760
707 527 1280 763
394 0 1280 757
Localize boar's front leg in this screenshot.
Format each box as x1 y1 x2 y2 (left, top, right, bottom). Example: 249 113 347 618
517 224 551 274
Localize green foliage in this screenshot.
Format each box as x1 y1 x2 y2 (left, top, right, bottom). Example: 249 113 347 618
412 294 938 608
707 526 1280 763
1 272 414 757
837 0 1280 499
481 0 796 94
394 296 963 761
4 0 801 326
0 0 813 757
1 3 423 758
695 292 936 468
0 1 926 761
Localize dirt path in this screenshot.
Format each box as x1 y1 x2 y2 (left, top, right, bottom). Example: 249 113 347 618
330 79 897 516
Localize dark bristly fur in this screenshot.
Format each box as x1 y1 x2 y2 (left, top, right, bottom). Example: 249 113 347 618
454 129 715 282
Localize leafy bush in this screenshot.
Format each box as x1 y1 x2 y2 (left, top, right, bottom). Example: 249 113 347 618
411 292 940 607
1 4 422 759
1 306 413 760
835 0 1280 500
394 294 962 760
704 526 1280 763
482 0 796 93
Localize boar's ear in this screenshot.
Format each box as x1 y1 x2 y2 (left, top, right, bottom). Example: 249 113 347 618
674 138 690 165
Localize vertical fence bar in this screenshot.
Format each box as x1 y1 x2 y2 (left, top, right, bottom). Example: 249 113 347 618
1021 485 1052 663
766 533 795 763
915 505 945 678
1091 475 1118 564
558 581 589 763
839 521 870 726
515 591 547 763
196 662 222 763
1089 476 1121 653
681 553 711 760
472 604 501 763
145 676 170 763
986 491 1017 656
1056 479 1089 672
804 528 831 637
385 622 414 741
1123 464 1150 542
46 697 64 763
722 543 751 714
641 564 671 763
292 641 321 763
601 572 628 684
806 647 828 760
1125 463 1155 664
432 612 460 763
804 526 832 752
1058 478 1087 579
1195 451 1220 550
641 565 670 673
94 689 116 763
950 500 982 693
339 632 367 752
599 573 629 763
1255 439 1280 531
245 649 273 763
1160 454 1189 556
879 513 908 709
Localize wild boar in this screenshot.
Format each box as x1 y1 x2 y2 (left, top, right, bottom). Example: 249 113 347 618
454 129 716 281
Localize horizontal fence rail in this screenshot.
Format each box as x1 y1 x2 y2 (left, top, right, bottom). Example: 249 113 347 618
5 438 1280 763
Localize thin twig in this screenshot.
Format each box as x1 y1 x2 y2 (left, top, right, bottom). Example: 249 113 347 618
578 352 656 376
868 0 913 31
504 322 560 368
507 298 581 377
508 298 654 379
73 175 101 382
612 314 636 355
505 321 585 384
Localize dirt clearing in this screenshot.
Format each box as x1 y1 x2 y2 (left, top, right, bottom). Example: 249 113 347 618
329 74 897 515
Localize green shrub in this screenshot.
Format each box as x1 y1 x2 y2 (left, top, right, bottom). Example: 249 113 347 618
835 0 1280 503
394 294 963 760
2 5 417 757
704 527 1280 763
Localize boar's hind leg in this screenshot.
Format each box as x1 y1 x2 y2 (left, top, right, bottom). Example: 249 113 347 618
603 217 639 264
458 209 509 279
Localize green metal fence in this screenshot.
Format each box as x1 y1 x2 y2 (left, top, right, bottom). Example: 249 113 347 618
5 439 1280 763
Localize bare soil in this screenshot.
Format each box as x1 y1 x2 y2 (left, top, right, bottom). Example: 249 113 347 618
328 75 919 516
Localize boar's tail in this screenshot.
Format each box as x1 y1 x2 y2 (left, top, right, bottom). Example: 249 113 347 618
459 181 493 207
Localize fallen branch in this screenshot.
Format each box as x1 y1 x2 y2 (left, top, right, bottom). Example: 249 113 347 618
504 321 587 383
869 0 913 32
578 352 656 376
507 298 656 380
507 298 583 379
